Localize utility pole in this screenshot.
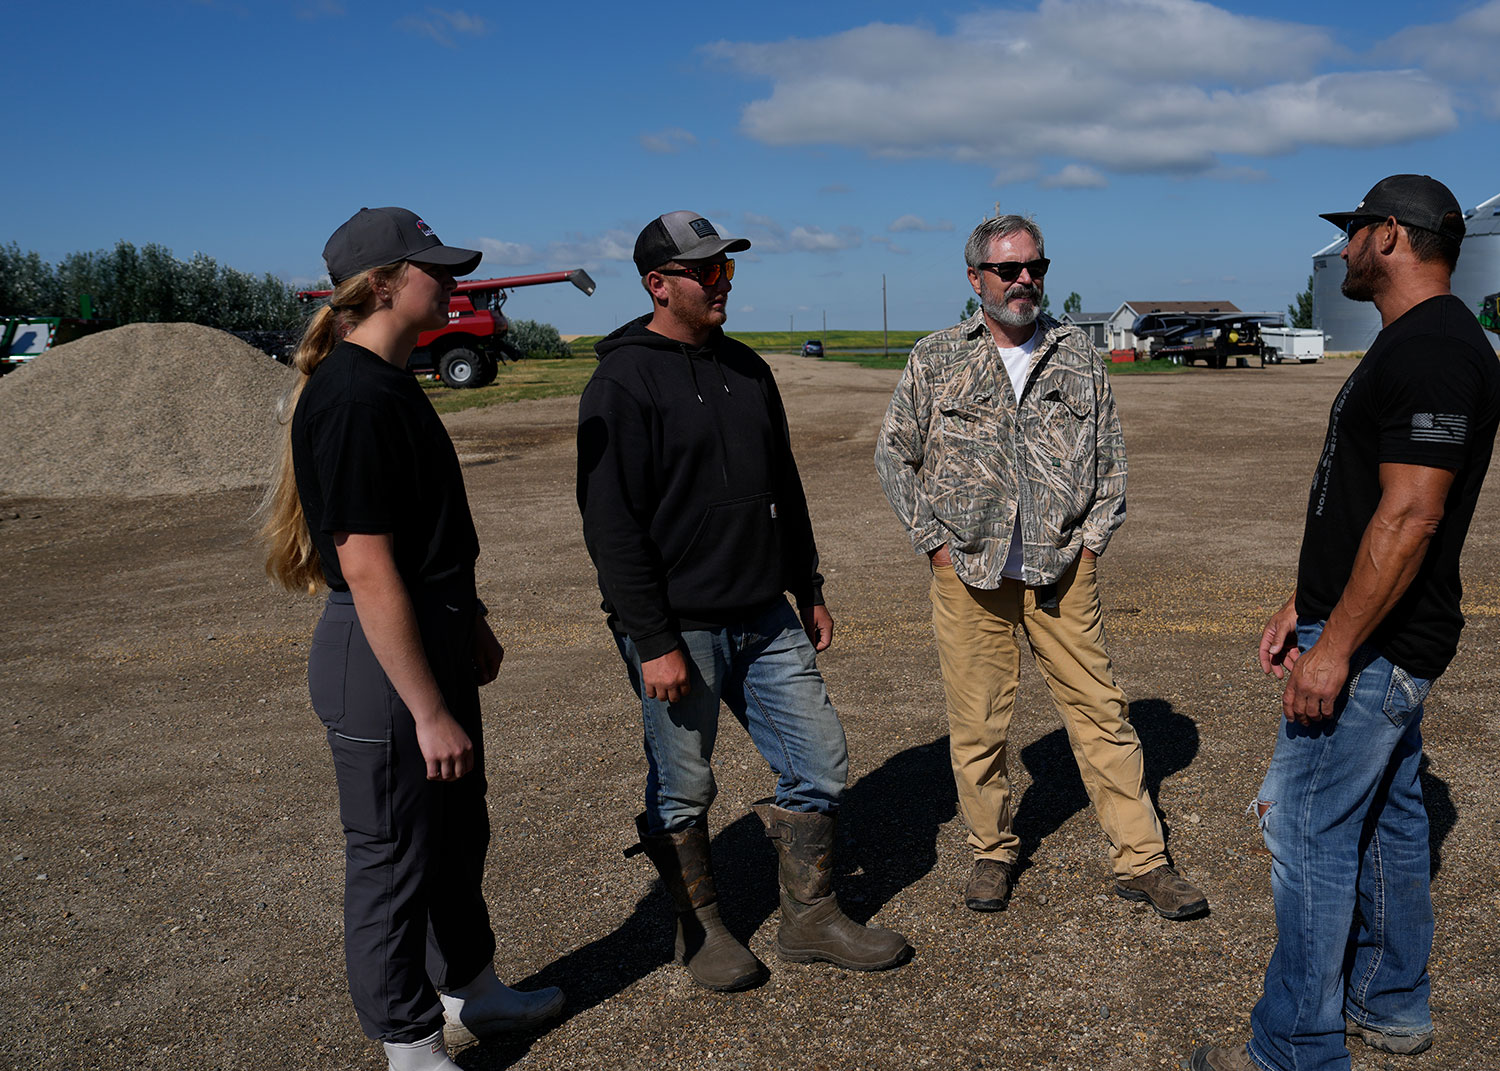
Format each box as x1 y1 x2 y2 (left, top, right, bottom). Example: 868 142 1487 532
822 309 826 335
882 274 889 358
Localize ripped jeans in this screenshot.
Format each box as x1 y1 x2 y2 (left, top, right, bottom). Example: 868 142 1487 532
1248 619 1435 1071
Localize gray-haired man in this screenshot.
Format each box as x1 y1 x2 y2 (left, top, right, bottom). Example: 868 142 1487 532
876 214 1207 920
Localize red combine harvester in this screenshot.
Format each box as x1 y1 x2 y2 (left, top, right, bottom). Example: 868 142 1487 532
298 269 595 388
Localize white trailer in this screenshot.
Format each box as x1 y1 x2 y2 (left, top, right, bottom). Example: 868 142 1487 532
1260 327 1325 364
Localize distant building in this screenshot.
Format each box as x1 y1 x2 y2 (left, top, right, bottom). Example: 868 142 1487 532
1311 192 1500 353
1061 311 1112 349
1105 300 1242 352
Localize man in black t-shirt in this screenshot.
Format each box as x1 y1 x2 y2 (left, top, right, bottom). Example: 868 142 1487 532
1190 178 1500 1071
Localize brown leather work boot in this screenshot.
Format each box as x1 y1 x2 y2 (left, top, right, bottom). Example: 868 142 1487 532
1185 1043 1257 1070
751 800 913 971
1346 1017 1434 1055
1114 863 1209 920
627 813 768 991
964 859 1015 912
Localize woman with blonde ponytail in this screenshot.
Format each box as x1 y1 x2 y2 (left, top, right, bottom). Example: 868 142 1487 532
263 208 562 1071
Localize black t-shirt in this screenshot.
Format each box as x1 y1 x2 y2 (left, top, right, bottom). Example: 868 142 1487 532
291 341 479 591
1297 295 1500 678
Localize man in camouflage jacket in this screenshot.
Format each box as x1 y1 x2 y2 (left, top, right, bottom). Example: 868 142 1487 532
875 215 1208 920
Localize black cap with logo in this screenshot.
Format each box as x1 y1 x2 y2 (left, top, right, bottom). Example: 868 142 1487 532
323 207 483 284
1319 175 1466 241
633 211 751 275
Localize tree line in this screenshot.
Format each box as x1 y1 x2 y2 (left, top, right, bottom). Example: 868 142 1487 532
0 241 309 330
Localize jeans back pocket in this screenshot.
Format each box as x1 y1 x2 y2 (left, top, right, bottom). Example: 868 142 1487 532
1383 664 1432 727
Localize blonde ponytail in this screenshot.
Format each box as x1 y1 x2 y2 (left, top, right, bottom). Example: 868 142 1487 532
258 263 405 593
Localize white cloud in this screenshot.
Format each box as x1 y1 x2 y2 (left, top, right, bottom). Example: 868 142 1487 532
1380 1 1500 115
474 238 537 266
788 225 861 252
889 214 954 232
870 235 910 255
737 214 861 254
710 0 1459 180
398 8 488 47
1040 164 1107 189
543 230 636 267
640 128 697 154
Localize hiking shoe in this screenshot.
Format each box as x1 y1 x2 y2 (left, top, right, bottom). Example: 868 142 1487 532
1346 1017 1434 1055
1115 864 1209 920
1184 1043 1256 1071
964 859 1015 912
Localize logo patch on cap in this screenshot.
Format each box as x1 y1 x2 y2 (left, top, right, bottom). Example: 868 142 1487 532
415 218 436 237
689 218 718 239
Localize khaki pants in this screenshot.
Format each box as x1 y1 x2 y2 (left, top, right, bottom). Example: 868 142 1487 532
929 554 1165 879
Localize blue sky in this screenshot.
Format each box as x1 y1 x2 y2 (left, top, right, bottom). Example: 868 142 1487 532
7 0 1499 334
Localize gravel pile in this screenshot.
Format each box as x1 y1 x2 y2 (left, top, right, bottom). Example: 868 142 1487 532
0 323 293 498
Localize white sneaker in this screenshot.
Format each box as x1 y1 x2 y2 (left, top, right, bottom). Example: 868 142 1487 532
384 1029 461 1071
440 962 565 1044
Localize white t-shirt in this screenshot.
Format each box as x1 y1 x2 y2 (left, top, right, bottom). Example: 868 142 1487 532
992 325 1039 579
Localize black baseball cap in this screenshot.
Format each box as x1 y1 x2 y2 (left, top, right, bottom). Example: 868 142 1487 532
633 211 750 275
1319 175 1466 241
323 207 483 284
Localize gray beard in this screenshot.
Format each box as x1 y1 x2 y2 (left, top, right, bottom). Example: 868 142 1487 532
984 285 1041 327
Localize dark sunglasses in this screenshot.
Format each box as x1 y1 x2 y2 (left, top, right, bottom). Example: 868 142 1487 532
976 258 1050 282
1341 216 1386 240
657 259 735 286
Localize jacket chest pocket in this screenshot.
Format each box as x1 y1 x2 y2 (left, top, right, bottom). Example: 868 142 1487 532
1034 389 1093 462
935 389 998 445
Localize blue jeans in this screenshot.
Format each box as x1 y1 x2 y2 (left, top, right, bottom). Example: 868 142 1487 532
1248 619 1435 1071
614 599 849 835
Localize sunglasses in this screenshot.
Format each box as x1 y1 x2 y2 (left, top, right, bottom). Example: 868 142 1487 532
976 258 1050 282
1341 216 1386 240
657 259 735 286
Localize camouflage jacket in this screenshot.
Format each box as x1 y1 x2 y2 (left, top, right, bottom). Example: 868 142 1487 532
874 311 1126 590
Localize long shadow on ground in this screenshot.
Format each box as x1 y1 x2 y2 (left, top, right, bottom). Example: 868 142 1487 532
1012 698 1199 877
458 737 956 1068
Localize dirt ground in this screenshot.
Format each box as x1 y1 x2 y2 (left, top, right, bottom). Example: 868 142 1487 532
3 356 1498 1071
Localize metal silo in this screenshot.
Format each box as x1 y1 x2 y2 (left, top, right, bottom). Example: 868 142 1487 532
1453 193 1500 333
1310 192 1500 353
1310 237 1380 352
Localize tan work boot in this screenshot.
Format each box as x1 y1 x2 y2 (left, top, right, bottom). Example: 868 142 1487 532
627 813 768 991
1114 863 1209 920
964 858 1015 912
751 800 913 971
1346 1017 1434 1054
1185 1043 1256 1070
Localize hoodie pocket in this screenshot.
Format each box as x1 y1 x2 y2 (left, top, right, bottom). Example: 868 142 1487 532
667 493 783 611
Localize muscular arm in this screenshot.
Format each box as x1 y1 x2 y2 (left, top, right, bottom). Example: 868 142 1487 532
1281 462 1453 723
336 532 473 780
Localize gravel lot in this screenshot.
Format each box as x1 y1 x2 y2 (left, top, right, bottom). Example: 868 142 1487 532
2 354 1497 1071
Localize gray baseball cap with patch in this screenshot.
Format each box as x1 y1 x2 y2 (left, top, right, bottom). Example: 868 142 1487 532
633 211 751 275
323 207 483 284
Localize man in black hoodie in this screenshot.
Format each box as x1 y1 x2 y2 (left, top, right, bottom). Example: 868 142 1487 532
577 211 911 992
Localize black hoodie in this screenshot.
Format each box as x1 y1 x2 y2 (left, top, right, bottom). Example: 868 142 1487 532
576 315 824 661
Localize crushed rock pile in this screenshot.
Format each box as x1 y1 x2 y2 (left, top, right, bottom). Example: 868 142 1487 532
0 322 294 498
